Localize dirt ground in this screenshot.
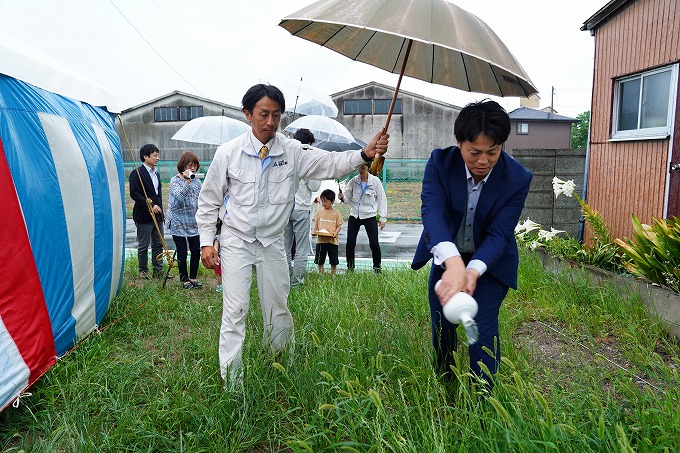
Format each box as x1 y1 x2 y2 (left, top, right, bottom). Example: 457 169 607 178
513 319 676 396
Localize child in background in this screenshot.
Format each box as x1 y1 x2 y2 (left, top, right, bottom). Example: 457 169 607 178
312 189 343 276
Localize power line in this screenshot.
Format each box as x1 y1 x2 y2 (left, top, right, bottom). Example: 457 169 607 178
149 0 238 94
106 0 204 96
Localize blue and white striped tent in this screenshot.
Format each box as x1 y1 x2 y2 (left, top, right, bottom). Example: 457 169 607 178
0 31 124 411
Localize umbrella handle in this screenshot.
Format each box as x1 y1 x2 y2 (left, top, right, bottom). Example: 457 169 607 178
371 39 412 177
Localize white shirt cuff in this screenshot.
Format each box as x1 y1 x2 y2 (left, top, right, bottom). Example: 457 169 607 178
467 259 487 276
431 241 460 266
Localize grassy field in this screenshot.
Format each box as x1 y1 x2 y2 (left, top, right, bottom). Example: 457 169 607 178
2 249 679 451
124 181 423 222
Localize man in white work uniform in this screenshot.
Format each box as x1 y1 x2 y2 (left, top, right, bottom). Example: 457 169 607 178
195 83 389 386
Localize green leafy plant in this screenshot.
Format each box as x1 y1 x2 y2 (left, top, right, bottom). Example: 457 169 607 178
552 177 623 272
615 215 680 292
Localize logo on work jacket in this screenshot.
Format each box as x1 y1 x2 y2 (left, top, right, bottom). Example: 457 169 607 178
272 160 288 167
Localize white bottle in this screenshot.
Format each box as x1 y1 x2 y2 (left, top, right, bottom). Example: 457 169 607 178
434 280 479 345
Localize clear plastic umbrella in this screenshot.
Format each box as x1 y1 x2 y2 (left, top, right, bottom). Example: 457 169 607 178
171 116 250 146
284 115 354 144
278 78 339 118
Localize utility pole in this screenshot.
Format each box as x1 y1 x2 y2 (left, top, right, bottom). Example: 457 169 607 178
550 86 555 113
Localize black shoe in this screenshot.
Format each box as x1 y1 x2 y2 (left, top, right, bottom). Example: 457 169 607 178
373 266 382 274
152 270 164 279
190 280 202 288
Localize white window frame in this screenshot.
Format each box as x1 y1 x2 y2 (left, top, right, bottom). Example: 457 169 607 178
517 122 529 135
611 64 678 141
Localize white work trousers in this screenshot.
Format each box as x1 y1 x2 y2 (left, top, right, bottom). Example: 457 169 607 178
219 229 293 381
283 208 313 286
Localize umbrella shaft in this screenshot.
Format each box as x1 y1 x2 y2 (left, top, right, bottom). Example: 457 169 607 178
384 39 413 133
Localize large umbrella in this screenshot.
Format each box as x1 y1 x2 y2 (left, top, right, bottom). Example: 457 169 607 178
171 116 250 146
284 115 355 144
279 0 538 174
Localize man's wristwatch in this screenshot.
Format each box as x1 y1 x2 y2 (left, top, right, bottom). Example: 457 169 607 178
360 149 372 162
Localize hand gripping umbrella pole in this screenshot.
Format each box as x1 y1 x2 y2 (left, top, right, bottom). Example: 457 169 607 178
117 116 176 285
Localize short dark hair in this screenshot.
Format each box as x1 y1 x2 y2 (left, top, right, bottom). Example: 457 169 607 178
454 99 510 146
294 128 315 145
241 84 285 114
176 151 200 173
140 144 159 161
320 189 335 202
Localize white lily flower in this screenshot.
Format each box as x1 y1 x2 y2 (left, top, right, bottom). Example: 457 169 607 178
515 218 541 238
552 177 576 198
537 227 566 242
515 218 541 233
529 240 541 250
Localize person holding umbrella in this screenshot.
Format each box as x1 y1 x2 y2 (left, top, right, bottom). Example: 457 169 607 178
195 83 389 387
338 161 387 273
411 100 532 392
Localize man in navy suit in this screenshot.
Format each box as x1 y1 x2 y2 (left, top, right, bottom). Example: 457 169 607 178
129 144 165 279
412 100 532 390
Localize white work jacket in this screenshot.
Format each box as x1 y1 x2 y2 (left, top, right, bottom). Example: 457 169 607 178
197 131 364 247
342 173 388 221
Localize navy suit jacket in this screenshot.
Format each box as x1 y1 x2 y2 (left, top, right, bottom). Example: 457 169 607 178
129 165 163 224
411 146 532 289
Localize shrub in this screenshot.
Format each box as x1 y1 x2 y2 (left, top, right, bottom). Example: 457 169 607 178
615 215 680 292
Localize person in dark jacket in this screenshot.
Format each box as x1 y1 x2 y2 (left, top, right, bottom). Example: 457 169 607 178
412 100 533 391
129 144 164 279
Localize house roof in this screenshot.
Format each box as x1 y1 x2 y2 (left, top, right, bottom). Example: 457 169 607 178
332 81 462 110
508 107 578 123
581 0 632 32
121 90 241 114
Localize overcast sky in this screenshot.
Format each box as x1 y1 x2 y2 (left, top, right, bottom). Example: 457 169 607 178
0 0 607 118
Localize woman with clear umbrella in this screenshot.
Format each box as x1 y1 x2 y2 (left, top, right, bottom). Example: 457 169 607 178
166 151 203 289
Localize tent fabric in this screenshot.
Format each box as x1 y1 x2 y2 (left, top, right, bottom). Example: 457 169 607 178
0 73 125 411
0 30 119 113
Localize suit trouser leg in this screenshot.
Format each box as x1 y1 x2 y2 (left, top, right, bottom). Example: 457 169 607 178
428 264 508 387
136 222 152 272
468 273 507 384
150 222 164 273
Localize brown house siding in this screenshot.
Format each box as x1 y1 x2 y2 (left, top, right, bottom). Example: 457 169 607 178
587 141 668 238
587 0 679 240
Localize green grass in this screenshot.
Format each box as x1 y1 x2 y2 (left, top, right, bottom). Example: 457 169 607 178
2 250 679 451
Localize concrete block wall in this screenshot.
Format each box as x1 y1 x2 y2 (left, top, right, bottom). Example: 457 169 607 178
512 149 586 239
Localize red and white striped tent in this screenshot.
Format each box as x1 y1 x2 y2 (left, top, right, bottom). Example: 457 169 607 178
0 31 124 411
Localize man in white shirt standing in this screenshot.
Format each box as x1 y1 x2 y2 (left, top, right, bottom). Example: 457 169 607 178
196 84 389 386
